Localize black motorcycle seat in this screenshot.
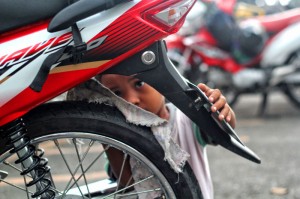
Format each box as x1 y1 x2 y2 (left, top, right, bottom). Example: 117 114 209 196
0 0 69 34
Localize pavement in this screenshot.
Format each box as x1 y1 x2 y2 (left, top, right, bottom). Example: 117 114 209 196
207 91 300 199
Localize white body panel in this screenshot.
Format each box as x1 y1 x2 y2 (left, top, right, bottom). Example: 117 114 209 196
261 21 300 67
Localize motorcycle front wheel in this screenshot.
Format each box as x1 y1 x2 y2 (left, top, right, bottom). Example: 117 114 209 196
205 67 240 107
282 52 300 108
0 101 202 199
283 81 300 108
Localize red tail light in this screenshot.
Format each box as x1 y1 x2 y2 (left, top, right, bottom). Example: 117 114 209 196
142 0 196 33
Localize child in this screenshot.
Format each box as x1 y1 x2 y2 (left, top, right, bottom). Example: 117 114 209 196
97 73 236 199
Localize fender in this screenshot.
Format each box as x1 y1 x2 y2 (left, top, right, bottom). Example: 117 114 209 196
261 21 300 67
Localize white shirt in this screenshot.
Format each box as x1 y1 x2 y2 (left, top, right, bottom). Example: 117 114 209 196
167 103 214 199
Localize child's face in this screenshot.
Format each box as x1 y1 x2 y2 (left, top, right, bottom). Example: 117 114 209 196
100 74 169 119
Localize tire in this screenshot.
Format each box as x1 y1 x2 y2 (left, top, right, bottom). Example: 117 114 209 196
205 67 239 107
0 101 202 199
167 48 189 76
283 81 300 108
217 87 239 107
282 51 300 108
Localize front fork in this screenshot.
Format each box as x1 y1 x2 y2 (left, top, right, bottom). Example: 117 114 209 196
104 40 261 164
0 118 55 199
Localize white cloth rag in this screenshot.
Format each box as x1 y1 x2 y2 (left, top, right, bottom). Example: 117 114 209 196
66 78 190 173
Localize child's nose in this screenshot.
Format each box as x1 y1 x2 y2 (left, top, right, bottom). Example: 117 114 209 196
125 91 140 106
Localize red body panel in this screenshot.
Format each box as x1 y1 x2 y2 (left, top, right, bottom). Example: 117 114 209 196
255 7 300 33
0 0 195 126
166 2 300 75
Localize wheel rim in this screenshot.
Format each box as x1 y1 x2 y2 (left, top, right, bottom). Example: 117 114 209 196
167 49 190 75
284 51 300 106
0 132 176 199
285 82 300 104
219 87 239 106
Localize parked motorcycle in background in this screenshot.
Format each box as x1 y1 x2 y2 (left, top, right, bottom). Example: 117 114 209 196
166 0 300 114
166 0 207 82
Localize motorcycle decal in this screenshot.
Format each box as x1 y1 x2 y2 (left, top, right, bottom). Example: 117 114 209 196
0 0 141 79
0 0 140 108
50 60 110 74
86 19 159 60
0 32 73 78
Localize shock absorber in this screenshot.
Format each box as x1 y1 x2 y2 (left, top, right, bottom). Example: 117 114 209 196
2 118 55 199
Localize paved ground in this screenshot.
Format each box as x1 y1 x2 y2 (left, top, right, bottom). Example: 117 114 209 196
207 92 300 199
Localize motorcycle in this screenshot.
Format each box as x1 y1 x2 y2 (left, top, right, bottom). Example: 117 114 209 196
0 0 260 198
166 0 300 114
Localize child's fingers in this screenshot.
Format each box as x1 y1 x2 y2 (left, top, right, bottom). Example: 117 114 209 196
208 89 221 102
211 94 226 112
198 84 221 102
198 84 231 121
218 104 230 121
226 111 232 122
198 83 214 96
198 83 209 92
198 84 212 101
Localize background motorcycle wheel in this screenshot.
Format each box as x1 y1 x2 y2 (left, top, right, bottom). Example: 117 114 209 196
167 48 209 85
167 50 240 106
215 87 240 107
204 67 240 107
0 101 202 199
167 48 191 77
282 51 300 108
189 68 240 107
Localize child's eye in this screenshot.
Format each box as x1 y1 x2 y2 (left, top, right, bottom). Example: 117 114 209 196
135 80 145 88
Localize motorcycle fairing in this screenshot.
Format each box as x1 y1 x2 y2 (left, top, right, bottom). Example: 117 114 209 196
0 0 194 125
0 0 169 125
261 21 300 67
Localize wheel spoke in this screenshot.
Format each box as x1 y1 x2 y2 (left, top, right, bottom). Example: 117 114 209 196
73 138 91 199
102 175 155 199
116 187 162 197
22 173 30 199
3 160 62 195
115 153 128 196
0 179 34 194
65 144 110 194
54 139 85 198
61 139 95 196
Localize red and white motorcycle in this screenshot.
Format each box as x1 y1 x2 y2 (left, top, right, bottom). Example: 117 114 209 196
0 0 260 198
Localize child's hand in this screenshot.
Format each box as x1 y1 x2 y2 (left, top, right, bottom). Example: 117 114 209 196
198 83 236 128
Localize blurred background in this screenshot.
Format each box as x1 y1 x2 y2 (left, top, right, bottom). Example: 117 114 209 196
237 0 300 16
165 0 300 198
208 91 300 199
